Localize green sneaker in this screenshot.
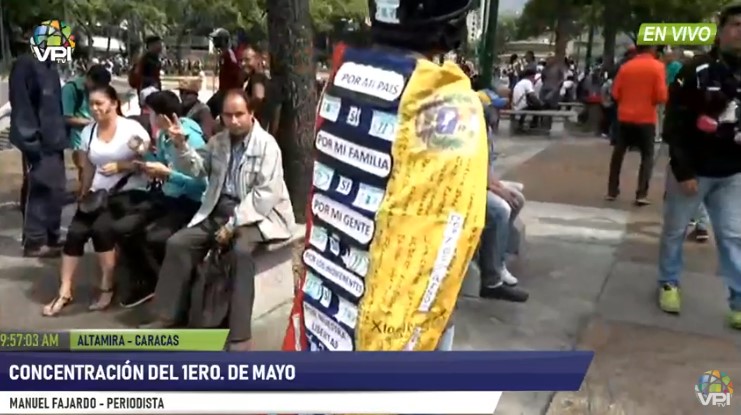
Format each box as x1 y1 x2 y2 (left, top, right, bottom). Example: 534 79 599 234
729 311 741 330
659 284 681 314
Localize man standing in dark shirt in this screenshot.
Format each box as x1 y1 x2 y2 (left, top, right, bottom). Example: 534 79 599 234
10 45 67 257
242 45 267 101
139 36 163 91
241 45 269 127
658 3 741 330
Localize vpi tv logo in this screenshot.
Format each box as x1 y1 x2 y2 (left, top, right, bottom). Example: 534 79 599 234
695 370 733 407
29 20 76 63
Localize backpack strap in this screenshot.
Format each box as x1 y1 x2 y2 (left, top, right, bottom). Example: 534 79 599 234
87 123 97 152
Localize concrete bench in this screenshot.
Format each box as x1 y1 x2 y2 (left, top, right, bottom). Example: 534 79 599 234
251 224 305 321
499 110 578 137
459 182 527 298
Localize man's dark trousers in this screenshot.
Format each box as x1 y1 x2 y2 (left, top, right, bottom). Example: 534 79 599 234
21 151 66 247
607 122 655 199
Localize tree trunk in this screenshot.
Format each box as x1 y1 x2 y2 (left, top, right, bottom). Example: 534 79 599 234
81 25 94 59
266 0 317 222
601 2 618 71
175 29 186 74
0 4 9 62
553 1 572 60
106 27 112 54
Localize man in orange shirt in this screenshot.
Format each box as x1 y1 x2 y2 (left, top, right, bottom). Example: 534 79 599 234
607 45 667 205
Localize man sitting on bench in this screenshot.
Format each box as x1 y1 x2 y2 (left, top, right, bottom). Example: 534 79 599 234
511 67 543 130
141 90 296 351
477 118 530 302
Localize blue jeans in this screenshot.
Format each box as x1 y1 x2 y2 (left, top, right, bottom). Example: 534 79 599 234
478 185 525 286
659 169 741 310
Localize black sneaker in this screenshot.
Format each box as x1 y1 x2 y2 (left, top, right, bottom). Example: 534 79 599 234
120 284 155 308
480 285 529 302
695 228 709 243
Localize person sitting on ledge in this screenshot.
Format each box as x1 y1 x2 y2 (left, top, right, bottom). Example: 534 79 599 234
477 108 529 302
141 89 296 351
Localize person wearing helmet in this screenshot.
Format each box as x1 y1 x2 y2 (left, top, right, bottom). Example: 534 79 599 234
658 2 741 329
206 28 244 118
282 0 488 352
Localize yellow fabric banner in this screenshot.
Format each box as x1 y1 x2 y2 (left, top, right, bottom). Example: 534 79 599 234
356 59 488 351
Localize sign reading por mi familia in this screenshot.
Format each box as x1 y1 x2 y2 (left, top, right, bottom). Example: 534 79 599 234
637 23 717 45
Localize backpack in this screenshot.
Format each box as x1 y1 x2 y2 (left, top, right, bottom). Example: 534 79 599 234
127 60 142 89
189 245 237 328
63 81 85 138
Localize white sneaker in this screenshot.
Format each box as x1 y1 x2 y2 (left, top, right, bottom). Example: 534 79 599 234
502 269 519 286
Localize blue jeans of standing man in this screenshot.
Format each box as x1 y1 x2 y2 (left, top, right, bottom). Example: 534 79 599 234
478 184 525 287
659 170 741 310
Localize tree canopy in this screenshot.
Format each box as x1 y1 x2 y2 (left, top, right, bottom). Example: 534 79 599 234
519 0 727 39
516 0 728 59
2 0 367 46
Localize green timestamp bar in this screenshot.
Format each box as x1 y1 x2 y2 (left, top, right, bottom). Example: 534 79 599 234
0 329 229 351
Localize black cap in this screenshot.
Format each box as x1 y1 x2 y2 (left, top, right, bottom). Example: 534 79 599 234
720 1 741 26
368 0 472 26
367 0 473 52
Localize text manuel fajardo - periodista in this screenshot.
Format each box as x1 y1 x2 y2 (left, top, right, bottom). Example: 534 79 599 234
8 361 297 381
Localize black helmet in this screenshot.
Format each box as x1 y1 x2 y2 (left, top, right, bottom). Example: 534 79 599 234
210 28 231 49
367 0 473 52
210 28 230 39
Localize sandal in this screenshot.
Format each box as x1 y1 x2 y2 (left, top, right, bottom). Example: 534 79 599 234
42 295 73 317
88 287 115 311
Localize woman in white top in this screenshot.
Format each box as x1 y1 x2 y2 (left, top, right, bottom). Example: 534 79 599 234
43 85 152 317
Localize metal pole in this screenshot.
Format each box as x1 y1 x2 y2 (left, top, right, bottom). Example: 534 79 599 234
478 0 499 88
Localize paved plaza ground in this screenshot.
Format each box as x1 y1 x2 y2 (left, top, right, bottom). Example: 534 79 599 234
0 123 738 413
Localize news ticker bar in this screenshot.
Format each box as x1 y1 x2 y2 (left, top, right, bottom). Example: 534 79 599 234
0 391 502 414
0 330 228 351
1 351 592 391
